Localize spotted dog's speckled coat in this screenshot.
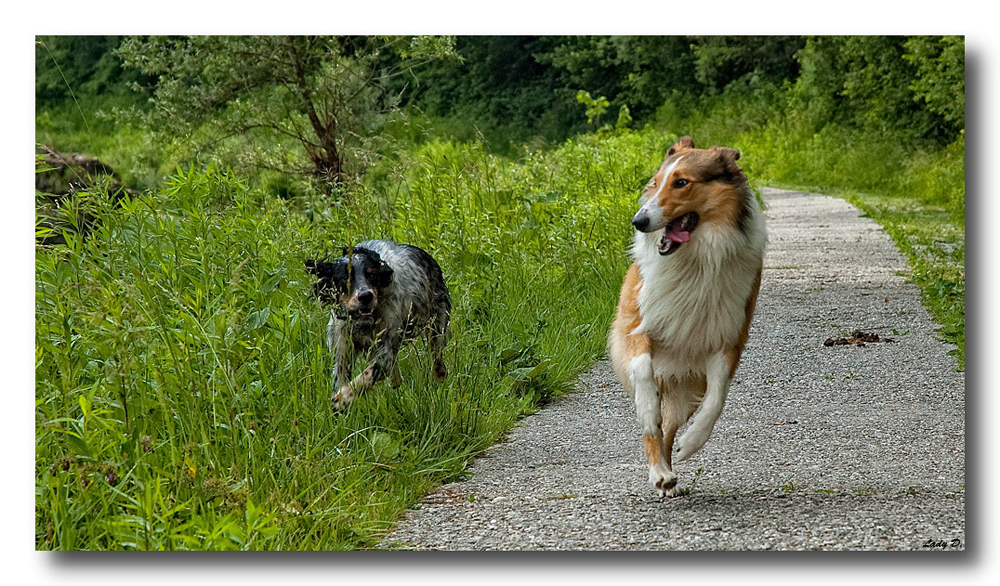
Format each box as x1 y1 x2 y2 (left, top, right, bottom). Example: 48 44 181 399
608 136 767 497
306 240 451 410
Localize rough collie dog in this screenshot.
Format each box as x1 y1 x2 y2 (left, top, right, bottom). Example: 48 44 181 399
306 240 451 411
608 136 766 497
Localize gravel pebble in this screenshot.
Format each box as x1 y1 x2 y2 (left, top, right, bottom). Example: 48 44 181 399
380 188 965 551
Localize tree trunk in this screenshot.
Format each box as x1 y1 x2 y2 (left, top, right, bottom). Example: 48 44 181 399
285 36 345 195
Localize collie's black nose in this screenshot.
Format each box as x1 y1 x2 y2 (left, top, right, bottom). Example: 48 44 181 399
357 290 374 306
632 215 650 232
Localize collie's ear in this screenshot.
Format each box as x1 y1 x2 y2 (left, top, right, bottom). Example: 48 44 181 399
305 259 318 273
712 147 744 181
667 136 695 156
717 147 741 162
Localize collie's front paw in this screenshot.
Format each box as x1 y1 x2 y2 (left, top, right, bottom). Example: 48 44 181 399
332 386 354 411
648 463 680 498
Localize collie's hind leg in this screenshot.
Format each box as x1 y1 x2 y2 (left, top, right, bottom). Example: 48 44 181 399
676 351 732 462
630 354 677 497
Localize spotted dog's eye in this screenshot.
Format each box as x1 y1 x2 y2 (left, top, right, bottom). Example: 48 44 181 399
673 178 689 188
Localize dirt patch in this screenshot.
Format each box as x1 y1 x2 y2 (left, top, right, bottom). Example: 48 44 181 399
824 330 896 347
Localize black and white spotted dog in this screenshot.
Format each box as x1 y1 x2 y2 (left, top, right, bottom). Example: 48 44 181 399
305 240 451 411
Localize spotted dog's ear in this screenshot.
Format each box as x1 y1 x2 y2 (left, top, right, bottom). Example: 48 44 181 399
373 258 393 288
306 258 336 276
305 259 329 303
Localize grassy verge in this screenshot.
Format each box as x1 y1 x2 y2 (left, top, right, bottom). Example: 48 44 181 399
35 130 668 550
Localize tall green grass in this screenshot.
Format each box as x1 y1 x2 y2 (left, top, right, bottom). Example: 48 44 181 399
35 130 669 549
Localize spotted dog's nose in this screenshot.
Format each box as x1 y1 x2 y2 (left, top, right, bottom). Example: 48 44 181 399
357 289 374 307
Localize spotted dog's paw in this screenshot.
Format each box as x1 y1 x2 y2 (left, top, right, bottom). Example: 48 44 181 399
332 385 354 412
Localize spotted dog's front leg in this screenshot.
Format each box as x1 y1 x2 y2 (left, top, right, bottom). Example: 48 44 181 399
329 316 356 411
332 338 399 411
429 309 450 381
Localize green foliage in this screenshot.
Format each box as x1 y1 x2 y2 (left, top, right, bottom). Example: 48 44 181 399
35 36 145 106
904 36 965 131
399 36 581 155
114 35 457 191
539 36 700 120
616 105 633 131
407 36 700 154
576 90 610 126
689 36 805 93
790 36 962 142
406 36 804 154
35 128 667 549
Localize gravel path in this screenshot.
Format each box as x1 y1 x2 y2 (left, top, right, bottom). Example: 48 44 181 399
380 187 966 551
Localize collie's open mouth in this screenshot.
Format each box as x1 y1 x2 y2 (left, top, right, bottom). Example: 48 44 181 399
658 212 699 255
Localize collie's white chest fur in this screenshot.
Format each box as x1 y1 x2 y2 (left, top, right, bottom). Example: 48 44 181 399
632 208 766 372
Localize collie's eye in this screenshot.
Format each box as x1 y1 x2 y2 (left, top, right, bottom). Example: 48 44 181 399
673 178 689 188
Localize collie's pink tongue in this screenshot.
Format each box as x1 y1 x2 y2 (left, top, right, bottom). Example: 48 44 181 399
665 226 691 243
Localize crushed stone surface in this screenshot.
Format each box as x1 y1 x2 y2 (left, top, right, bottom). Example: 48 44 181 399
379 188 965 551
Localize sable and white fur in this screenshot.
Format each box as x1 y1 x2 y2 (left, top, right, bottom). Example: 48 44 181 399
608 136 766 497
306 239 451 411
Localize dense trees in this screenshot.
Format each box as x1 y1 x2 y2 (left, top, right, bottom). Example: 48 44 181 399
791 36 964 142
113 36 456 192
35 36 144 105
396 35 962 151
36 35 964 182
